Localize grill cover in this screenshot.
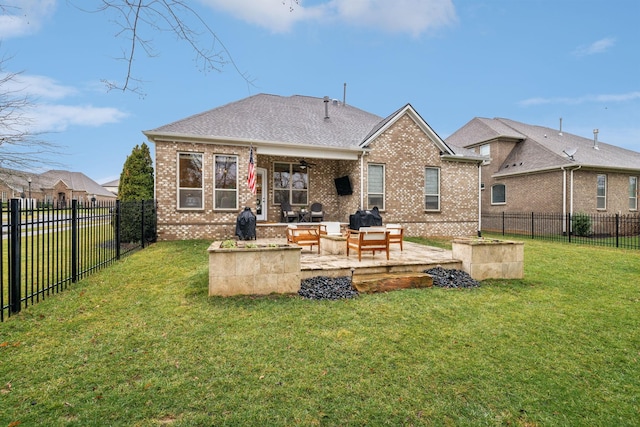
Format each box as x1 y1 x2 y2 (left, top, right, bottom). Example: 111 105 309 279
235 207 256 240
349 207 382 230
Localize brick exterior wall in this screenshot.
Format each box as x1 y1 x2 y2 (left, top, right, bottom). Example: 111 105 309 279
153 114 481 240
478 140 639 216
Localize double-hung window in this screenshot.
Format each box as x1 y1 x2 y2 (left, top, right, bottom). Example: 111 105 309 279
492 183 506 205
425 167 440 211
177 152 203 209
273 162 308 205
367 164 385 210
597 174 607 210
629 176 638 210
214 155 238 210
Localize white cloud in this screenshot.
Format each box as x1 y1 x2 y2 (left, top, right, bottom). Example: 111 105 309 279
519 91 640 107
200 0 457 36
28 104 129 132
0 0 57 38
572 37 616 57
2 73 78 100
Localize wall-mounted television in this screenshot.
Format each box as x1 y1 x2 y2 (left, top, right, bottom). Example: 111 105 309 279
334 176 353 196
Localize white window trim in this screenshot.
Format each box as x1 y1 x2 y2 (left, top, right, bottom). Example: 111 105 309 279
597 174 607 210
424 167 440 211
367 163 385 210
630 176 638 211
491 183 506 205
214 154 239 211
177 152 204 210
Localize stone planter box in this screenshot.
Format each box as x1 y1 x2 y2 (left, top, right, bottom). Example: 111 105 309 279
320 235 347 255
208 242 301 296
451 237 524 280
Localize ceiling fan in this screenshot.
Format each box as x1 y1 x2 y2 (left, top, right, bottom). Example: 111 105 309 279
299 159 317 169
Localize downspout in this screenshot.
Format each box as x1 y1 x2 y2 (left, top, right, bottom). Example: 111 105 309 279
360 151 366 209
478 163 482 237
561 166 567 234
570 165 581 218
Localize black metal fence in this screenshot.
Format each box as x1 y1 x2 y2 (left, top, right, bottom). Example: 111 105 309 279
482 212 640 249
1 199 157 321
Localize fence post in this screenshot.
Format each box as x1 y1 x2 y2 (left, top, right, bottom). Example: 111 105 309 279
140 201 146 249
531 212 534 239
615 213 619 248
502 211 505 236
567 213 572 243
71 199 78 283
115 200 121 260
9 199 21 314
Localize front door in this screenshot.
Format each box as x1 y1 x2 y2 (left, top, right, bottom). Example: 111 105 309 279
256 168 267 221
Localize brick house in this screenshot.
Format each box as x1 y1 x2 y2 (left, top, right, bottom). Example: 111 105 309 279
0 168 117 207
446 118 640 218
143 94 484 241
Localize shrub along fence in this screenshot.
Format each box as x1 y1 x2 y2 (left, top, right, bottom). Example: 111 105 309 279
482 212 640 250
1 199 157 321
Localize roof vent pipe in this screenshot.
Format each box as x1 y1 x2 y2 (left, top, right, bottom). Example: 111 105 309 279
593 129 599 150
343 83 347 106
324 96 330 119
559 117 563 136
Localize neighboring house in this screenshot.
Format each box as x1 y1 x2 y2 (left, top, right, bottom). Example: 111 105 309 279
0 168 117 207
143 93 484 241
102 178 120 196
446 117 640 219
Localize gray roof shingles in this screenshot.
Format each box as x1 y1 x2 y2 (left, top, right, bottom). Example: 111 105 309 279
148 94 385 148
446 117 640 174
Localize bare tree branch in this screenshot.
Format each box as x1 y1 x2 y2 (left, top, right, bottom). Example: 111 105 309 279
0 55 61 171
69 0 257 95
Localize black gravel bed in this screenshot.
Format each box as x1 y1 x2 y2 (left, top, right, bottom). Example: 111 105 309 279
298 276 359 300
425 267 481 289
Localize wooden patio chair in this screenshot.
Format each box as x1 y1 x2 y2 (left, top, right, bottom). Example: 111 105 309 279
346 226 390 261
386 223 404 251
286 224 321 253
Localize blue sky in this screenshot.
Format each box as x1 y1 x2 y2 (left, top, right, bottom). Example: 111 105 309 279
1 0 639 184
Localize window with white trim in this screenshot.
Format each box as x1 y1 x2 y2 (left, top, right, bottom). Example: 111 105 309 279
214 155 238 210
367 164 385 210
629 176 638 210
491 183 506 204
177 152 203 209
273 162 308 205
597 174 607 210
425 167 440 211
479 144 490 156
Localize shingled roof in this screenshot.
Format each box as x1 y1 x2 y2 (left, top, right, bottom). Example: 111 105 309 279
446 117 640 176
146 93 384 148
39 170 116 198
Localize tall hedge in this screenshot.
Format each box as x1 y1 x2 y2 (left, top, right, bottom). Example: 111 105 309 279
118 143 156 243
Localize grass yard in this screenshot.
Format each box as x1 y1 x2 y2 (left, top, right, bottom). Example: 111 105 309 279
1 237 639 426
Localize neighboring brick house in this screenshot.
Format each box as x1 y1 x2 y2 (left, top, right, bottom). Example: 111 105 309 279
0 168 117 207
446 118 640 219
143 93 484 241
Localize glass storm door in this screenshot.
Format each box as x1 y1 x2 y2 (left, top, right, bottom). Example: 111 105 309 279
256 168 267 221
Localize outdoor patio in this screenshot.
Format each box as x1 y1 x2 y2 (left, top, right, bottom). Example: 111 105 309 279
248 238 462 280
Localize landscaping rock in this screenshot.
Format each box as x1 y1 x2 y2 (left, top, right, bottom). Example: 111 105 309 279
298 276 359 300
424 267 481 289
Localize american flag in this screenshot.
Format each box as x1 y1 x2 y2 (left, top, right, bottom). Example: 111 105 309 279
247 146 256 195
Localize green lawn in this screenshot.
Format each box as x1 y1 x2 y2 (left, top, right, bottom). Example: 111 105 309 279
1 237 639 426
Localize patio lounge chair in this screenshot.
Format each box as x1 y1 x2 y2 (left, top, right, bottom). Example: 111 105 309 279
386 223 404 251
309 202 324 222
286 224 321 253
319 221 342 236
280 201 298 223
346 226 390 261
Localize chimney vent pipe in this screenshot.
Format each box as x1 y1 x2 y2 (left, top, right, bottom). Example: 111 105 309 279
323 96 329 119
593 129 599 149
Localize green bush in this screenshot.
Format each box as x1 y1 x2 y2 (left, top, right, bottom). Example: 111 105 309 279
572 212 592 237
